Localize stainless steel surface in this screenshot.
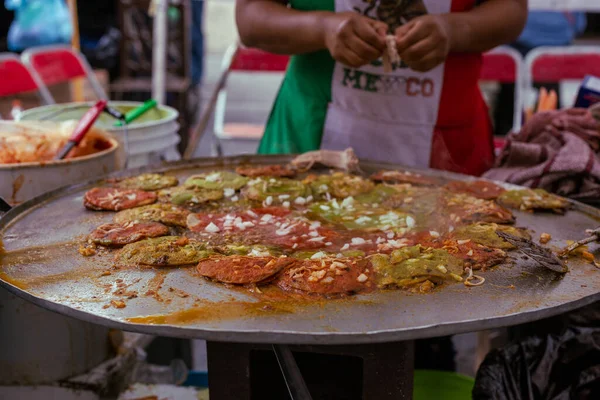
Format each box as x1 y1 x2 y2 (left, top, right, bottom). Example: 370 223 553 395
0 287 111 384
1 155 600 345
273 344 313 400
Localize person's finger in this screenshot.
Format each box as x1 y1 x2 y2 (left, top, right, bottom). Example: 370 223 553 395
400 38 437 64
405 52 444 72
339 44 370 68
354 18 387 52
395 20 428 54
369 19 390 37
345 33 382 61
394 21 413 37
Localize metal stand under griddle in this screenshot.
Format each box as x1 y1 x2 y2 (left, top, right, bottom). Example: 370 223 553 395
207 341 415 400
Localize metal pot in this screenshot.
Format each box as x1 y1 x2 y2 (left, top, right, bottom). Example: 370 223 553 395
0 124 119 205
0 288 111 384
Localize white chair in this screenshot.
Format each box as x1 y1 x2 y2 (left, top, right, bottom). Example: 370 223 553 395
211 43 290 156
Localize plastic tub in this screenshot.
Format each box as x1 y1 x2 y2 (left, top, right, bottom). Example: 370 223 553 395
20 101 181 168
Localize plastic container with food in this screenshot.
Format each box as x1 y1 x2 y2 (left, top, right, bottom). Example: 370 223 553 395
0 120 120 205
19 101 181 168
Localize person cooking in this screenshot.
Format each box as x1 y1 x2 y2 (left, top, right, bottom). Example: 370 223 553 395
236 0 527 176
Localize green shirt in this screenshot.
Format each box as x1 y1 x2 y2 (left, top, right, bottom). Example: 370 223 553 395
257 0 335 155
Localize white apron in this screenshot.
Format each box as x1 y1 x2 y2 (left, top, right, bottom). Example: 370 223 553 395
321 0 451 167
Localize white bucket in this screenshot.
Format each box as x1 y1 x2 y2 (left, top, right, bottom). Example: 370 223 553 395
128 129 182 168
20 102 182 168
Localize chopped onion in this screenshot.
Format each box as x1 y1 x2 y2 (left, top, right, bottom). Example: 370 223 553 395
250 248 270 257
464 267 485 287
341 197 354 208
246 210 258 218
204 172 221 182
205 222 220 233
356 216 372 225
309 221 321 230
386 239 409 249
295 196 306 205
351 237 366 245
187 214 201 228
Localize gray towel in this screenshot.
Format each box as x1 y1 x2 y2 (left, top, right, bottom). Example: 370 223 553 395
484 108 600 202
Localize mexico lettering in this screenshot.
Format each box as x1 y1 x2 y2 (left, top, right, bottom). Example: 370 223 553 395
341 67 434 97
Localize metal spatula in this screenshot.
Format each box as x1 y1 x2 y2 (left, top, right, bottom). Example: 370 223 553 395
496 231 568 273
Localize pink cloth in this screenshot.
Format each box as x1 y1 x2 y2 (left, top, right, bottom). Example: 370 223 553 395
484 108 600 202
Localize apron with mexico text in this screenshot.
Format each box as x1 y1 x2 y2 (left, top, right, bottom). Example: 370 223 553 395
259 0 494 176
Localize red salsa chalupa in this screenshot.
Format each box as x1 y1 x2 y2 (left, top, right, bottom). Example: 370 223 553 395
79 164 569 297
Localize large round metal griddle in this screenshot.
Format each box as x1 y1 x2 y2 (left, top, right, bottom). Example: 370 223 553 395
1 155 599 345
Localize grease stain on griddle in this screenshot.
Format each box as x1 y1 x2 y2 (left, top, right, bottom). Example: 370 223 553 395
126 300 299 325
144 271 167 302
0 270 27 290
0 241 112 290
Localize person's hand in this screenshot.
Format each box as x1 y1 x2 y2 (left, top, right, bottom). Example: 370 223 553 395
394 15 453 72
323 12 388 68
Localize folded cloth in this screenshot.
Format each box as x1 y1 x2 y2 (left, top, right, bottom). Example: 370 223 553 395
484 108 600 202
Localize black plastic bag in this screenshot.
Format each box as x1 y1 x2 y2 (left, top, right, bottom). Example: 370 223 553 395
473 320 600 400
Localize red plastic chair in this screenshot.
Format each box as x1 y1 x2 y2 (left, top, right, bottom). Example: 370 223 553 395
480 46 525 152
481 46 524 132
0 53 54 105
211 44 290 156
21 45 108 102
